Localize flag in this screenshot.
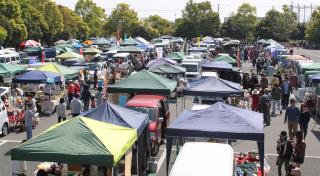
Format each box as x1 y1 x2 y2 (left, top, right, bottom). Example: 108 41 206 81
79 48 83 55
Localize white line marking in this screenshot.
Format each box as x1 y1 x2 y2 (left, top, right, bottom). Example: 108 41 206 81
0 140 7 146
0 140 21 143
265 153 320 159
157 149 166 173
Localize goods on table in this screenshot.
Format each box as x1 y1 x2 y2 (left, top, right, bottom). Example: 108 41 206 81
234 151 269 176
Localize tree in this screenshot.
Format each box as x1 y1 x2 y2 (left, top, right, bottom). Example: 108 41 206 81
254 5 297 42
0 0 27 47
174 0 220 38
20 0 49 41
75 0 106 37
58 5 89 40
103 3 140 38
144 15 174 36
0 26 7 45
223 3 257 41
305 8 320 46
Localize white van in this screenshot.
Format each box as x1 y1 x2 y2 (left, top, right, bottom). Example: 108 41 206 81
181 59 203 81
0 99 9 136
0 53 20 64
112 52 131 62
170 142 234 176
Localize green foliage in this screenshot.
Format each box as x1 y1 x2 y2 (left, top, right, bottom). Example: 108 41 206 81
222 3 257 41
174 0 220 38
104 3 140 38
75 0 106 37
305 8 320 45
0 26 7 45
255 5 298 42
144 15 174 36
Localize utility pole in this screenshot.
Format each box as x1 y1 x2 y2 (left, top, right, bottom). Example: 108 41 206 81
297 4 300 22
217 4 220 14
304 5 306 23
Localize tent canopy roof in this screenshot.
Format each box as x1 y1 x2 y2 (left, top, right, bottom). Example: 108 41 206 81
167 102 264 140
36 63 78 79
201 61 233 71
11 116 137 167
149 64 186 75
56 51 84 60
108 70 177 95
302 62 320 72
118 46 144 53
214 55 236 64
147 58 177 69
0 63 26 76
94 37 111 45
80 102 149 136
183 76 244 97
168 52 186 61
12 70 62 83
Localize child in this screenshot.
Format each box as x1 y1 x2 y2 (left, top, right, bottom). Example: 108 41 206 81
91 95 96 109
56 98 66 123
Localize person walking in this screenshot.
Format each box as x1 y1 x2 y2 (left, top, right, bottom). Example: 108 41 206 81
56 98 66 123
271 73 280 89
282 77 291 109
70 94 82 117
81 85 91 111
93 69 98 89
260 89 271 126
260 74 269 90
284 98 300 140
293 131 306 167
276 131 293 176
271 83 282 116
299 103 310 139
251 89 260 112
25 103 35 140
67 81 75 106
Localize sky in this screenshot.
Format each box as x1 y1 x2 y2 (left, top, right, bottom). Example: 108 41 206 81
54 0 319 22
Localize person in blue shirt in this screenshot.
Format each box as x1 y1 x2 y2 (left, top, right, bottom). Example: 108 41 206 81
281 77 291 109
284 98 300 140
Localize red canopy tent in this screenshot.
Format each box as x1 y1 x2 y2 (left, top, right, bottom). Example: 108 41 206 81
19 40 40 49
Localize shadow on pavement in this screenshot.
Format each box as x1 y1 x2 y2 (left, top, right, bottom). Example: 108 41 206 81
311 130 320 142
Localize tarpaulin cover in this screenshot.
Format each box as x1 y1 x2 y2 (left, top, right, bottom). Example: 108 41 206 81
168 52 186 62
11 116 137 167
117 46 144 53
108 70 177 95
201 61 233 71
147 58 177 69
36 63 78 80
81 102 149 135
12 70 62 83
149 64 186 75
94 37 111 45
166 102 264 175
0 63 26 76
45 48 56 58
183 77 244 97
214 55 236 64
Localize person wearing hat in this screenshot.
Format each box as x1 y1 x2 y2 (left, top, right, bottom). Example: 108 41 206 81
260 89 271 125
251 89 260 112
276 131 293 176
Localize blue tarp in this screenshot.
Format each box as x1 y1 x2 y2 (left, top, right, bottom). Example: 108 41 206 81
80 102 149 136
45 48 56 58
166 102 264 175
12 70 62 83
183 77 244 97
308 73 320 83
201 61 233 71
136 43 150 51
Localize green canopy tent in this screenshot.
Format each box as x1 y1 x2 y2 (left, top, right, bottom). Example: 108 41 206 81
56 51 84 60
36 63 79 80
105 45 122 52
302 62 320 73
108 70 177 95
0 63 26 77
55 44 73 53
121 37 138 46
149 64 186 75
168 52 186 63
117 46 144 54
304 70 320 80
11 116 137 167
214 55 236 65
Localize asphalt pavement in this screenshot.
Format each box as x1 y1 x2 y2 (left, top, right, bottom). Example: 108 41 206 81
1 52 320 175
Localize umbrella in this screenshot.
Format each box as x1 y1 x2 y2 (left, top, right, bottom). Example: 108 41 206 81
20 40 40 48
11 116 137 167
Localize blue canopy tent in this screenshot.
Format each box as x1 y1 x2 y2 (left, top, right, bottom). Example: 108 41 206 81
187 47 207 53
80 102 149 136
201 61 233 71
166 102 264 175
308 73 320 84
136 43 150 51
12 70 62 83
183 77 244 97
202 37 216 44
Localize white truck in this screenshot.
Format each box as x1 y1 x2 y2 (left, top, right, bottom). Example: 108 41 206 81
0 99 9 136
181 58 203 81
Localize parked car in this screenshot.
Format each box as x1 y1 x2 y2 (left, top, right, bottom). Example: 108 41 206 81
0 99 9 136
126 95 170 156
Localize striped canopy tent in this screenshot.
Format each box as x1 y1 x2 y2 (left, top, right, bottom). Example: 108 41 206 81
56 51 84 60
36 63 79 80
11 116 137 167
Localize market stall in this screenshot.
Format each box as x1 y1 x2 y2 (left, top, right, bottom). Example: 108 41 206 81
56 51 84 61
168 52 186 63
147 58 177 69
11 116 137 175
214 55 237 66
201 61 233 71
166 102 265 175
149 64 186 77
